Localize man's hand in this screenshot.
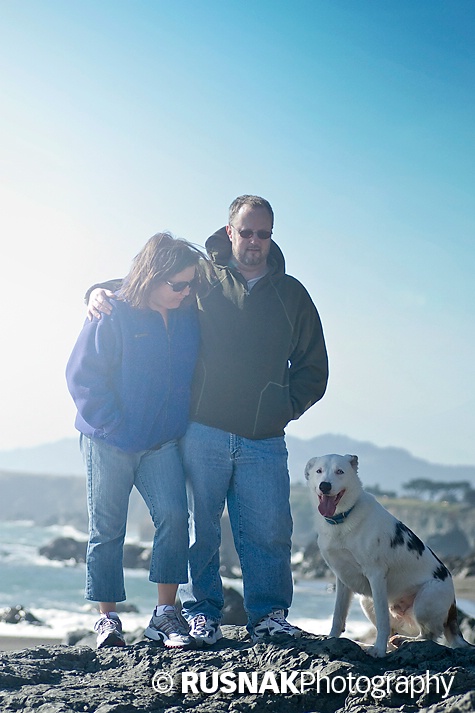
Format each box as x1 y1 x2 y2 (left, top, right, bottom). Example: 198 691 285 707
87 288 116 321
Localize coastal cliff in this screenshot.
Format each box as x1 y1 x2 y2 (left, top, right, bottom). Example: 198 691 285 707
1 627 475 713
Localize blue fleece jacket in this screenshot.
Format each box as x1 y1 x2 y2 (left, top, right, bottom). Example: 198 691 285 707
66 299 199 452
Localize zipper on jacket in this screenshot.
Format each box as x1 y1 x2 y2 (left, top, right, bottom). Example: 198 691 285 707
164 319 172 437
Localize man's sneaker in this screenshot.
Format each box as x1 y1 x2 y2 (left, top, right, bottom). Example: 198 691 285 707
144 606 192 648
94 612 126 649
188 614 223 646
251 610 303 643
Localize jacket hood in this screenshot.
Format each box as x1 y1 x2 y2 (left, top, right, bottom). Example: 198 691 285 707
205 226 286 275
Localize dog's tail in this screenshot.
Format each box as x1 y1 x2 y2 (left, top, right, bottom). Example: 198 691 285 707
444 601 473 648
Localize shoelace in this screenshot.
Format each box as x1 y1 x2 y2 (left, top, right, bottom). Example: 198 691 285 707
155 610 188 636
268 614 297 632
95 617 120 634
269 616 297 633
191 614 208 634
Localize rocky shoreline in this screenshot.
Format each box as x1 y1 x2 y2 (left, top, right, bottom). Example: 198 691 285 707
3 536 474 710
1 626 475 713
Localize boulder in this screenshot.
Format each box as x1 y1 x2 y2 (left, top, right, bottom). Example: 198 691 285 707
0 606 44 626
426 527 471 558
292 537 331 579
39 537 87 563
38 537 152 569
221 586 247 626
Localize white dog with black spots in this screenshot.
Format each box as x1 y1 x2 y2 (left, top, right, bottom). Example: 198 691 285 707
305 453 471 657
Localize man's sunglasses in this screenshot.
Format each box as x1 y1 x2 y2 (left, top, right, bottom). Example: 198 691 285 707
231 226 272 240
165 278 197 293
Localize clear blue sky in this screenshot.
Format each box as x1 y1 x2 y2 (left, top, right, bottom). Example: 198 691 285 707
1 0 474 465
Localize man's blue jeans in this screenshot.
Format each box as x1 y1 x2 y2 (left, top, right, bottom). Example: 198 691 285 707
81 435 189 603
179 422 293 628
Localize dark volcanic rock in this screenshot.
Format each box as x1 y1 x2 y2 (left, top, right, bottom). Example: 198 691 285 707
444 551 475 577
426 527 471 558
1 627 475 713
39 536 87 563
39 537 152 569
122 542 151 569
221 586 247 626
0 606 44 626
459 610 475 645
293 537 331 579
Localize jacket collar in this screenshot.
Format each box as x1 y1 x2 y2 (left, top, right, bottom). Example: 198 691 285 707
205 226 286 276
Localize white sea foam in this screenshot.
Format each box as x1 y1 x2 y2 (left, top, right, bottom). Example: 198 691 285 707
44 524 89 541
290 616 372 640
0 608 371 644
0 607 149 641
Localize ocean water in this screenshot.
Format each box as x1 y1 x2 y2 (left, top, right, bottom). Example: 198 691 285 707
1 521 473 644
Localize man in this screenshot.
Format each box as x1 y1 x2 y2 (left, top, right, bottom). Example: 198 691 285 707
87 195 328 645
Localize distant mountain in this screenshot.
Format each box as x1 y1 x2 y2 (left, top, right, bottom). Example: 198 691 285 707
0 435 474 494
286 434 475 492
0 438 84 476
0 470 147 533
0 471 87 529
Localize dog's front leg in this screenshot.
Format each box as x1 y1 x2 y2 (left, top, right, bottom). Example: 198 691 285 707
329 578 353 638
366 571 390 657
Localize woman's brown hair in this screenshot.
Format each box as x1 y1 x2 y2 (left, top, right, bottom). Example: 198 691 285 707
119 232 205 308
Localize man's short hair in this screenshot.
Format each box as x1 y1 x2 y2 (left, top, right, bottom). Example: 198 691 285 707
228 195 274 228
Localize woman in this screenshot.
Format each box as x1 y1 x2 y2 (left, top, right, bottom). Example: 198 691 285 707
66 232 202 649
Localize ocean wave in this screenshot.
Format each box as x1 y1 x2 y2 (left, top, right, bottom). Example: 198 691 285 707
0 607 149 642
290 616 371 640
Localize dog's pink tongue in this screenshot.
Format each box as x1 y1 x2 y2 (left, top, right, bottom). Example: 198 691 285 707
318 495 338 518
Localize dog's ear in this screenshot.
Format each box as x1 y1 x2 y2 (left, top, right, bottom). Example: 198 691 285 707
345 454 358 473
304 457 318 480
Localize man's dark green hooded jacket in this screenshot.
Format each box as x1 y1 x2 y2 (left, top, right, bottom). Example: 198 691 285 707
191 227 328 439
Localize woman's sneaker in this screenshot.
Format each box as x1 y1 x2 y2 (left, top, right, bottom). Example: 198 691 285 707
94 612 126 649
145 606 192 648
251 610 303 643
188 614 223 646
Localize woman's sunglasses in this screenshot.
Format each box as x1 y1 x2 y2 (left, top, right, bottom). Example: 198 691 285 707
165 278 197 293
